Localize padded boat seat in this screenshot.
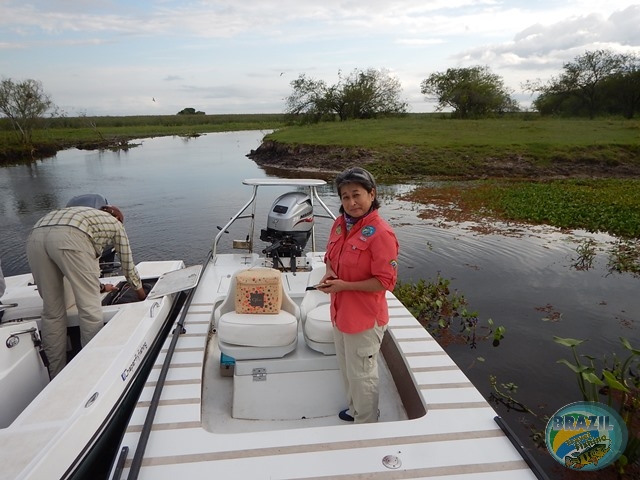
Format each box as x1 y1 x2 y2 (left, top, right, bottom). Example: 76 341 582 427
300 266 335 355
215 268 299 360
304 303 334 349
217 311 298 355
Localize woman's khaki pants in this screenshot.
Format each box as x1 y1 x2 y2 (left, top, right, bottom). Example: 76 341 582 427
333 323 386 423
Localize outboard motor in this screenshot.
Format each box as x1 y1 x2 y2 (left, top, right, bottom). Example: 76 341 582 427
66 194 120 276
260 192 314 271
66 193 109 209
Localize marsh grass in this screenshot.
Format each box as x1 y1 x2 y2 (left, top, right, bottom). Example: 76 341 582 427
407 178 640 238
0 113 286 161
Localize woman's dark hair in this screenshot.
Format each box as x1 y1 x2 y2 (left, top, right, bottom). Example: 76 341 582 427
335 167 380 213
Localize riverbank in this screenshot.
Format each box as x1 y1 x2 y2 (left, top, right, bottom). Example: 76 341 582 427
248 116 640 181
250 139 640 270
248 138 640 180
0 113 285 164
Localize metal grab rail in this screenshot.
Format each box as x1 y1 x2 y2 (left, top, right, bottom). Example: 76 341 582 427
5 326 38 348
211 179 336 264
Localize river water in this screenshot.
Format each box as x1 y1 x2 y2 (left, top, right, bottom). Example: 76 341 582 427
1 131 638 476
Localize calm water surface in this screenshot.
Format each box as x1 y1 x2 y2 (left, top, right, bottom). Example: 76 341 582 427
1 131 638 475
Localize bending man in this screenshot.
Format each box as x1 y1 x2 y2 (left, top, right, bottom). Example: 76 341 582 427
26 205 146 378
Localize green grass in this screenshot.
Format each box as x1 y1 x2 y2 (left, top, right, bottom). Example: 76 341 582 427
269 115 640 146
266 115 640 180
0 113 286 161
0 113 285 133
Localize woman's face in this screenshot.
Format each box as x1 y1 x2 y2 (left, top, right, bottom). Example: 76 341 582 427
339 182 375 218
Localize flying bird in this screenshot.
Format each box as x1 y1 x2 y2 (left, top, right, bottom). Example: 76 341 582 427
152 97 156 102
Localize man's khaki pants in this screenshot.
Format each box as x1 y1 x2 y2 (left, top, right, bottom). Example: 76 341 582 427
26 226 102 378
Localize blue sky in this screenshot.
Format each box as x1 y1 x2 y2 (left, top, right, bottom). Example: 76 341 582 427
1 1 639 116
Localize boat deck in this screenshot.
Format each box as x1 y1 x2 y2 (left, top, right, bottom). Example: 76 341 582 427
201 333 408 434
114 265 538 479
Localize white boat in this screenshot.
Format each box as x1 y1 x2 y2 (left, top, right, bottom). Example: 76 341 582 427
0 259 199 480
109 179 544 480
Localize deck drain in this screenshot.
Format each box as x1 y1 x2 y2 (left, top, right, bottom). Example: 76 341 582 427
382 454 401 469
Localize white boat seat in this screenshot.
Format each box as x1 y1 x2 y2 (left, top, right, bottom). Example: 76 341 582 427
215 268 299 360
300 266 335 355
305 303 332 343
217 311 298 346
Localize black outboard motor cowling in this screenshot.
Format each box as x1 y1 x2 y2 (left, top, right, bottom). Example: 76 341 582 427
260 192 314 264
65 193 109 209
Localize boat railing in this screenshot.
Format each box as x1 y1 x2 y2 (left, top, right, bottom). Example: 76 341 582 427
211 179 336 265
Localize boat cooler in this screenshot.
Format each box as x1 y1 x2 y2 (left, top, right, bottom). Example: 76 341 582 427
234 268 282 314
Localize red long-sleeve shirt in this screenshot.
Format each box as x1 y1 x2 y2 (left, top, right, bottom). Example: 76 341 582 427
325 210 399 334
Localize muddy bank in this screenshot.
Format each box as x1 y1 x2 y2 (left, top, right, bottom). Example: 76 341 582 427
247 140 376 174
0 143 59 165
248 139 640 179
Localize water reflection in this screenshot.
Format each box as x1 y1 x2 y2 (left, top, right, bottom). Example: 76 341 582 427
1 132 638 475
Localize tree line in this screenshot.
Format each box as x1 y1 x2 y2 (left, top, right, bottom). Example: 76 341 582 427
1 48 639 146
284 48 639 122
524 49 640 119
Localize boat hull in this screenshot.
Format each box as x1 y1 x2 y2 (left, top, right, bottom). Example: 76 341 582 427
0 261 187 480
108 180 540 479
111 259 539 480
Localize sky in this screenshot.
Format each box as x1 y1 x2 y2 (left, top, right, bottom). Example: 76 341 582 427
1 1 639 116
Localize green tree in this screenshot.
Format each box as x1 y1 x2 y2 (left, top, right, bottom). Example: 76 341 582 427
177 107 205 115
600 53 640 119
0 78 54 145
285 68 408 123
284 74 333 122
561 49 624 118
420 66 519 118
526 49 634 118
523 75 576 116
337 68 408 120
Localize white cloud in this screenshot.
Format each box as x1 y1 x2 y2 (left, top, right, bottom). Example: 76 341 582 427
452 5 640 85
0 1 638 115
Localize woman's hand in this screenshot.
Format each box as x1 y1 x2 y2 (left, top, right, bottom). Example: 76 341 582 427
317 276 339 292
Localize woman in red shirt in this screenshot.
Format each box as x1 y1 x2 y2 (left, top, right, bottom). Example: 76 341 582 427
318 167 399 423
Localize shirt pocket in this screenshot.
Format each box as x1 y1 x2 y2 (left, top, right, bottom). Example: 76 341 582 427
342 240 370 268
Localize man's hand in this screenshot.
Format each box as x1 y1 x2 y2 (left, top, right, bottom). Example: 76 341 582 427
101 283 118 293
